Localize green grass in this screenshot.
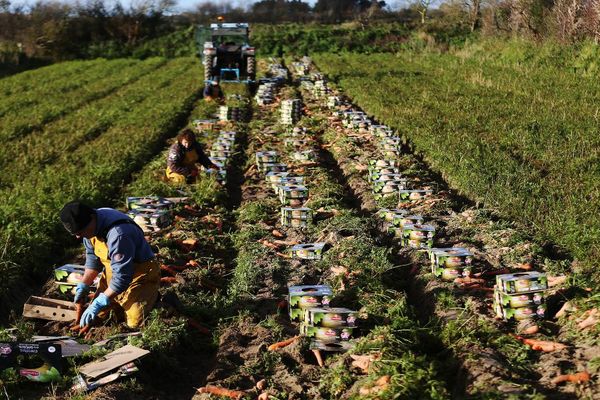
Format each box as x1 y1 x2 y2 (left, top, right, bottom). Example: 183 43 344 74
0 57 203 317
313 41 600 280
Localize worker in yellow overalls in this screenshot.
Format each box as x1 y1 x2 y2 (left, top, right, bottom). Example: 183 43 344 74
166 128 219 184
59 201 160 328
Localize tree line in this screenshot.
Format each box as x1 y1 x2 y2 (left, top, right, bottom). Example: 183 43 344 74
0 0 599 67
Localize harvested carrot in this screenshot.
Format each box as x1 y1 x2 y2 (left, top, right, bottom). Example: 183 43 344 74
555 301 577 318
515 262 533 271
513 335 568 352
186 259 202 269
259 240 280 250
276 300 287 312
187 318 210 335
454 277 486 286
548 275 568 287
578 309 599 329
276 252 291 258
477 268 510 278
272 239 297 246
197 385 245 399
312 349 324 367
258 392 269 400
75 302 84 324
160 277 178 284
167 264 189 272
183 205 202 216
160 264 179 276
272 229 285 238
551 371 590 385
460 284 494 292
176 238 199 252
268 336 300 351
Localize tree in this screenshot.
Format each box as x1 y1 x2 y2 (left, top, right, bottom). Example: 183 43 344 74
552 0 581 42
416 0 433 23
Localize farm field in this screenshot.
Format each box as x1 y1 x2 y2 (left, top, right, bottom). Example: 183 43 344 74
0 45 599 400
312 50 600 279
0 56 202 317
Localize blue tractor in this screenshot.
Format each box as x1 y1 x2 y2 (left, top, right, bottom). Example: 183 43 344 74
196 22 256 84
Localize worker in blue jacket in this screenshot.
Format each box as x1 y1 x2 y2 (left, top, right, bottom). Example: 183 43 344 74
59 201 160 329
203 79 224 102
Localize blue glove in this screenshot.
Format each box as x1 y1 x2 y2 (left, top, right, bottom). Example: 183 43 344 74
80 293 110 327
74 282 90 304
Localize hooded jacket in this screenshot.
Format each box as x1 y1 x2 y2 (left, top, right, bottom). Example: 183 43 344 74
167 140 213 175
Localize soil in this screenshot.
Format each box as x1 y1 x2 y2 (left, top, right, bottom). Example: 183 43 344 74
3 58 599 400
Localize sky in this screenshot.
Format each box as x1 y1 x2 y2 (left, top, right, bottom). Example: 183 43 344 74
11 0 406 13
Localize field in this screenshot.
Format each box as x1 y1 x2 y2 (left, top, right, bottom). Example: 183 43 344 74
313 43 600 279
0 37 599 400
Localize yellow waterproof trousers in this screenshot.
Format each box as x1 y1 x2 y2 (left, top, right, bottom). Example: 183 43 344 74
91 238 160 328
165 148 199 184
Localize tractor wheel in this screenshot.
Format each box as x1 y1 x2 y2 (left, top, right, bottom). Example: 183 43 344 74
203 56 213 81
247 56 256 81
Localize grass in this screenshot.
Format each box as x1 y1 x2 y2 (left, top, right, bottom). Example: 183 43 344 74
312 42 600 281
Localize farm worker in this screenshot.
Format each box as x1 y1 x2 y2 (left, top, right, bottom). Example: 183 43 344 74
166 128 219 184
203 79 224 102
59 201 160 329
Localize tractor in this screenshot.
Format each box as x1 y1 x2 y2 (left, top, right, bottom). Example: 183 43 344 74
196 22 256 84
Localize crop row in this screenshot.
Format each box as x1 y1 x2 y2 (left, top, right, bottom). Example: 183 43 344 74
0 59 137 119
191 66 453 399
0 58 177 187
0 59 98 97
304 57 600 398
312 52 599 277
0 57 203 317
0 57 166 141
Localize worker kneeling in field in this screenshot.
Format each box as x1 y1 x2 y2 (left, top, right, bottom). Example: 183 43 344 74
203 79 224 102
166 128 219 184
60 201 160 329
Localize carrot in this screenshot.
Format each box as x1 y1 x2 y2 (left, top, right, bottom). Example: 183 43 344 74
513 335 568 352
183 205 203 216
454 277 486 286
186 259 202 269
276 251 291 258
175 238 200 252
551 371 590 385
578 309 599 329
477 268 510 278
167 264 189 272
258 239 280 250
272 239 297 246
197 385 245 399
160 264 179 276
187 318 211 335
160 277 178 284
75 302 84 325
268 336 300 351
312 349 324 367
272 229 285 238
